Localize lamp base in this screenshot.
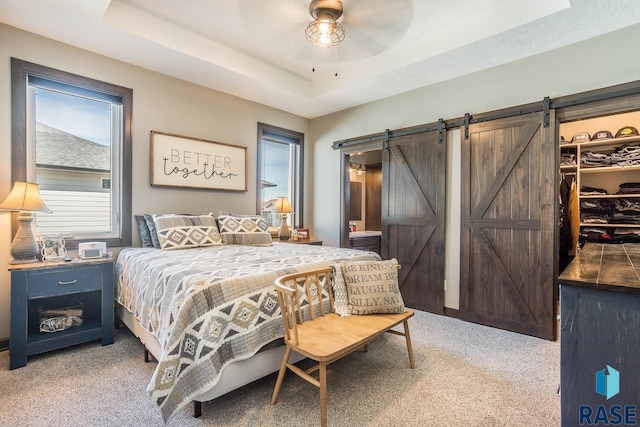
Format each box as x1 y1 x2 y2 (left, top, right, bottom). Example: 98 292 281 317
10 211 40 264
278 214 291 241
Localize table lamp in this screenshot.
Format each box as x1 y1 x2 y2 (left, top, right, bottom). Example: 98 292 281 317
274 196 294 241
0 181 52 264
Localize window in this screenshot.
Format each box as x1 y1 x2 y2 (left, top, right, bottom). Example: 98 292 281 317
11 58 132 248
256 123 304 229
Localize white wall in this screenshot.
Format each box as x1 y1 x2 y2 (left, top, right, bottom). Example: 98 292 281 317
0 23 309 340
309 23 640 307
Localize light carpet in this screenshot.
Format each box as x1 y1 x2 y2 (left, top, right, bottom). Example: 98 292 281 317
0 310 560 426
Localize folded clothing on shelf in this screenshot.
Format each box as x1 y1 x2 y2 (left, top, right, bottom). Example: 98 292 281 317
618 182 640 194
580 186 608 196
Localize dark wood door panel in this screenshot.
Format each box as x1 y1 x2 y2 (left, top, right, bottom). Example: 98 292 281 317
460 113 555 339
383 130 445 314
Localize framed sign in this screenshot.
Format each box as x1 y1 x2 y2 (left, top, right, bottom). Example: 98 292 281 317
151 131 247 191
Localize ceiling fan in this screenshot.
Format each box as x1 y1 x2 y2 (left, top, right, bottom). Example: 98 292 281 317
237 0 413 61
304 0 345 47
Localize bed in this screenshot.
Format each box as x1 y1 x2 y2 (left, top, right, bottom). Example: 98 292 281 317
115 241 380 422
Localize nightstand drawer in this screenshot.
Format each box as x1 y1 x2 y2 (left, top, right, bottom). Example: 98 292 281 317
27 266 103 298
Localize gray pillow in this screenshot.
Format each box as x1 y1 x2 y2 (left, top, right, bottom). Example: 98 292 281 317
143 214 161 249
135 215 154 248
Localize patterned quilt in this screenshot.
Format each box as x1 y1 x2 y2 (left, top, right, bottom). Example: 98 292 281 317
115 242 380 422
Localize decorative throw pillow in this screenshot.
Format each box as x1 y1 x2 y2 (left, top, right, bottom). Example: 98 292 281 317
216 211 260 218
217 215 269 233
221 232 272 246
135 215 154 248
143 214 162 249
217 214 272 245
153 214 222 250
340 258 406 315
331 263 350 317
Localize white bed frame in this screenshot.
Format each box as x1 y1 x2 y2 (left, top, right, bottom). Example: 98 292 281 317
116 303 303 416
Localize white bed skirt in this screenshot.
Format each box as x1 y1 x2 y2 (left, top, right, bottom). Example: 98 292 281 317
116 303 303 403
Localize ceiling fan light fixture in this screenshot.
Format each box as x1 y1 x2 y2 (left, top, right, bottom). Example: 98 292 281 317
305 18 344 47
305 0 345 47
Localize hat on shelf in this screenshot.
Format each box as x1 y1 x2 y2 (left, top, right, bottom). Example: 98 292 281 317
571 132 590 143
591 130 613 141
615 126 639 138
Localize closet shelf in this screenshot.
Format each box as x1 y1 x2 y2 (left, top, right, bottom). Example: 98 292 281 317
580 194 640 199
579 165 640 173
560 134 640 149
579 223 640 228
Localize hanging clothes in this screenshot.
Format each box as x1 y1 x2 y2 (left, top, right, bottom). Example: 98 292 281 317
567 179 580 256
559 175 574 272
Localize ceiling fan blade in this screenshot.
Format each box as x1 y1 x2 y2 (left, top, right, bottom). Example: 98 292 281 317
340 0 413 56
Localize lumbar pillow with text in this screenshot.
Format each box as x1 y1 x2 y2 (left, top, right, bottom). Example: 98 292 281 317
340 258 406 315
217 215 272 246
153 214 223 250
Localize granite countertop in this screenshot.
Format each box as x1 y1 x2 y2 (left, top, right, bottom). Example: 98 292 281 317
558 243 640 293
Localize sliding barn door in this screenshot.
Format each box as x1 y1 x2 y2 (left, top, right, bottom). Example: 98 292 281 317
382 131 445 314
460 113 556 339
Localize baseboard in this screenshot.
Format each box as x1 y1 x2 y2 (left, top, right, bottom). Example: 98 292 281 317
0 338 8 352
444 307 460 318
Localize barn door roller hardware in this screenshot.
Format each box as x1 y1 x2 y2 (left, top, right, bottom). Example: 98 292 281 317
543 96 550 128
464 113 471 140
438 118 446 144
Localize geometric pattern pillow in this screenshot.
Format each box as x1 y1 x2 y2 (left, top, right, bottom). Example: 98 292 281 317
153 214 223 250
221 232 272 246
331 263 350 317
340 258 406 315
217 215 269 233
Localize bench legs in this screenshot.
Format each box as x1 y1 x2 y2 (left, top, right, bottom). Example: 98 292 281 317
403 320 416 369
272 319 415 427
319 362 328 427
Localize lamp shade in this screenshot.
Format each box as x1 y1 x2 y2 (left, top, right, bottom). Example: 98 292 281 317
274 196 294 214
0 181 51 213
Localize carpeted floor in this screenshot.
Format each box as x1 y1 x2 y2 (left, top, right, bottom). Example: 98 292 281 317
0 310 560 426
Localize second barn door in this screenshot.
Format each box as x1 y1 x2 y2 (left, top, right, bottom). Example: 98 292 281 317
460 112 556 339
382 129 445 314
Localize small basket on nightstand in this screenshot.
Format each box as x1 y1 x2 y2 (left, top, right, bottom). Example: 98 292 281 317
38 302 83 333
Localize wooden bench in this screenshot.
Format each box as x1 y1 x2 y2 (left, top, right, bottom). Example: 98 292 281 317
270 266 415 427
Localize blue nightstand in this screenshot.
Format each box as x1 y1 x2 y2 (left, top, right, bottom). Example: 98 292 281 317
9 258 114 369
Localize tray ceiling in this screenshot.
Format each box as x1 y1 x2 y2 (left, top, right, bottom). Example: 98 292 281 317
2 0 640 118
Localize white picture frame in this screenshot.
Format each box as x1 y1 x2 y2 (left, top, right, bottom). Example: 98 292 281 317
39 234 67 262
150 131 247 191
